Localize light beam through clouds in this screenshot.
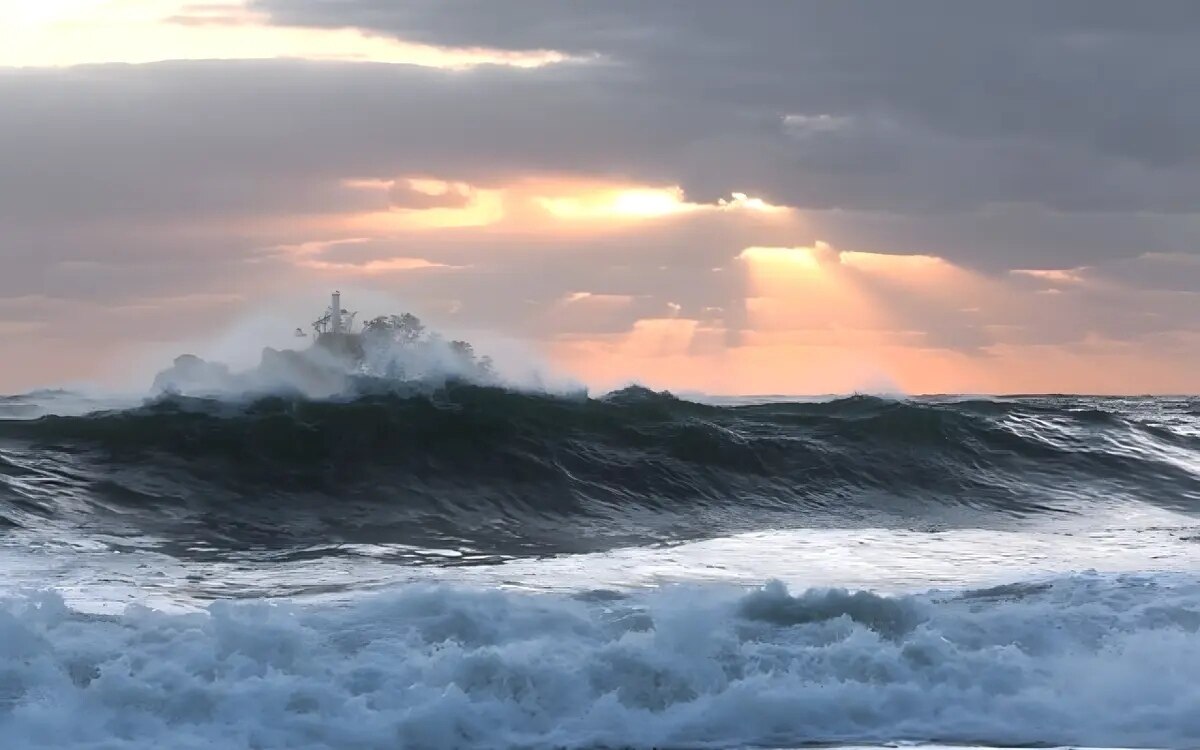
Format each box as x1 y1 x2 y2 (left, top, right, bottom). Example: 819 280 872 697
1 1 1199 394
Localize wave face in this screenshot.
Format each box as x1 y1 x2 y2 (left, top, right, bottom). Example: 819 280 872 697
2 574 1199 749
0 385 1197 557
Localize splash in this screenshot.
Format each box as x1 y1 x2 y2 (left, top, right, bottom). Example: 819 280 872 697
147 293 582 399
1 574 1199 749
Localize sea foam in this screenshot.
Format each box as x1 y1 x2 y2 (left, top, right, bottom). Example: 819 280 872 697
1 574 1199 749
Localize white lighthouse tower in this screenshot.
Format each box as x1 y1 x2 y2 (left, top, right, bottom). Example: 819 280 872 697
309 290 357 338
305 290 362 359
330 291 343 334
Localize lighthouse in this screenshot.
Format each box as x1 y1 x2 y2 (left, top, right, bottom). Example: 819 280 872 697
330 291 343 334
305 291 362 359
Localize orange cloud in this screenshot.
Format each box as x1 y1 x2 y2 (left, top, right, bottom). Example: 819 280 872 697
534 183 788 223
317 175 797 239
738 242 883 333
552 239 1199 395
269 237 455 276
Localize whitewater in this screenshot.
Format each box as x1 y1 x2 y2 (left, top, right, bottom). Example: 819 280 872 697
0 384 1198 749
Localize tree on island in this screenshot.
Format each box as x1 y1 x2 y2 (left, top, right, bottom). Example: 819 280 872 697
362 313 425 344
359 312 494 381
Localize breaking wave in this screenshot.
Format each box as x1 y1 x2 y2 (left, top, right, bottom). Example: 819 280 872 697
2 573 1199 749
0 385 1196 557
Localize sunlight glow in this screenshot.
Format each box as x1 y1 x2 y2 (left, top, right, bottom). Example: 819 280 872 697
537 187 701 220
839 251 948 273
725 240 1014 392
738 242 882 335
611 189 695 218
332 176 796 234
538 186 788 222
0 0 568 68
738 243 829 271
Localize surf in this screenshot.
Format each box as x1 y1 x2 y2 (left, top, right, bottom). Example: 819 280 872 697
0 387 1196 560
2 573 1198 750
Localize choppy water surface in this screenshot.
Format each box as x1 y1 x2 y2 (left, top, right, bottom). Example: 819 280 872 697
0 386 1197 748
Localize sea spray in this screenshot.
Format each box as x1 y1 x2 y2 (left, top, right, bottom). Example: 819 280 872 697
1 574 1199 749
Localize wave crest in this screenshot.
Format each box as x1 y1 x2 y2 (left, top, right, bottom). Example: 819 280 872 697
0 388 1196 554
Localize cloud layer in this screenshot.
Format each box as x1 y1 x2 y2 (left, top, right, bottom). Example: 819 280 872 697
1 1 1198 393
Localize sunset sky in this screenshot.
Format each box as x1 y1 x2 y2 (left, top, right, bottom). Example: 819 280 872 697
3 0 1200 395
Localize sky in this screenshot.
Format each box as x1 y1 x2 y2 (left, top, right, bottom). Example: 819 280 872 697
2 0 1200 395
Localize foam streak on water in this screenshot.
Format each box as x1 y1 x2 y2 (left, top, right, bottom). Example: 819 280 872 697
1 575 1198 749
0 388 1197 748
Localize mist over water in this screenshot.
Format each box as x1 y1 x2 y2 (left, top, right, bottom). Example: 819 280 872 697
117 292 588 402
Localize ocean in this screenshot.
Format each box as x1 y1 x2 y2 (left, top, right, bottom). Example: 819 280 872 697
0 383 1197 749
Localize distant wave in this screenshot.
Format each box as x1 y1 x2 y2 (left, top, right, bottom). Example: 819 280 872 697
0 385 1196 557
2 573 1199 749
